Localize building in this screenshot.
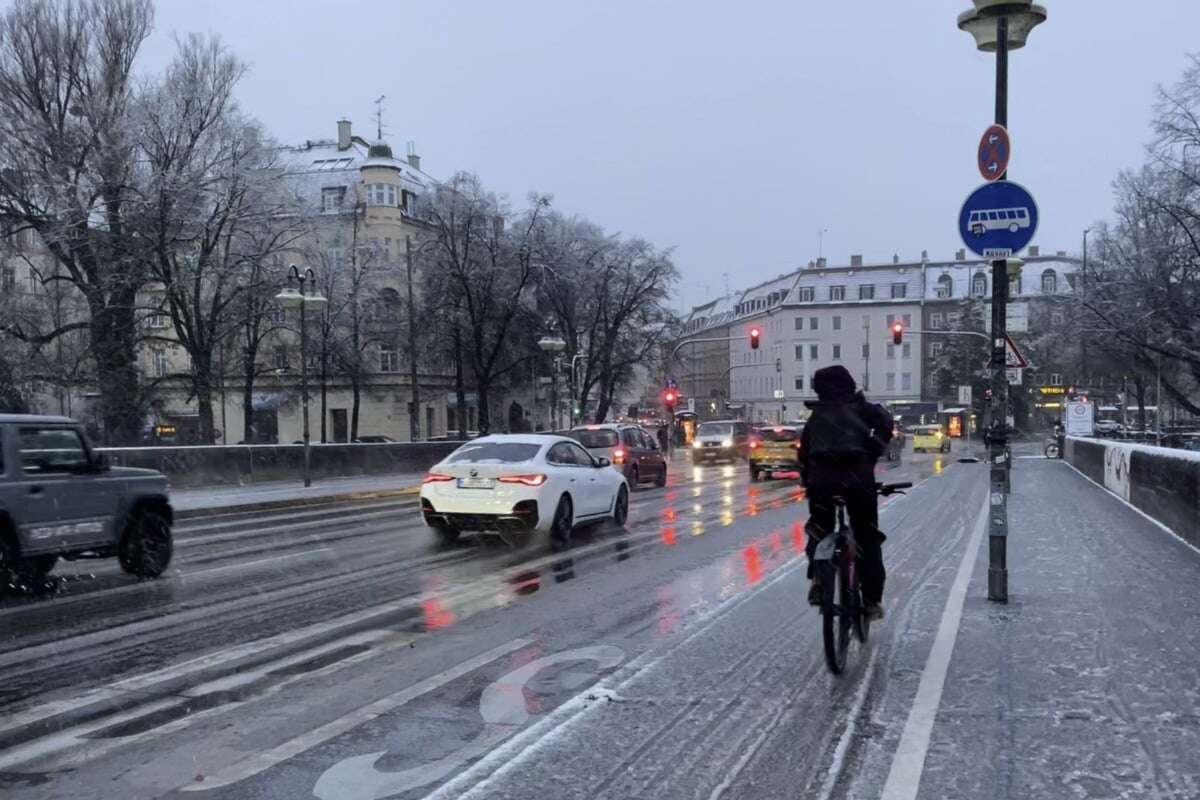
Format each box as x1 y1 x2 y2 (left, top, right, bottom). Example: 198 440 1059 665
672 294 737 419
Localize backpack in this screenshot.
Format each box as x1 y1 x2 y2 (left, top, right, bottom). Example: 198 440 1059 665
805 402 874 464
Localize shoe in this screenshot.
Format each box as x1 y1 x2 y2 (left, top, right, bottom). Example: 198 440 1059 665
808 579 822 607
864 603 885 622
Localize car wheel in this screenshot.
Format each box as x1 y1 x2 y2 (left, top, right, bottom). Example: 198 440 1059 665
0 535 33 594
119 509 173 579
654 466 667 487
25 554 57 580
630 466 639 487
613 485 629 527
433 523 461 544
550 495 574 546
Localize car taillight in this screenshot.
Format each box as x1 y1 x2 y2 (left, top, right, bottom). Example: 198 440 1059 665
422 473 454 484
750 441 759 449
613 448 625 464
497 474 548 487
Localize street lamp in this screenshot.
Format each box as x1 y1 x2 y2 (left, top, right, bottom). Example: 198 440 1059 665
957 0 1046 604
275 264 327 487
537 335 566 430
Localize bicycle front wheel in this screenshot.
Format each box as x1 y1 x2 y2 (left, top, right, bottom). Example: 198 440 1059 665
821 560 851 674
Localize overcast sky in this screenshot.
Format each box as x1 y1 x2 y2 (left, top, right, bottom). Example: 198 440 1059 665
141 1 1200 310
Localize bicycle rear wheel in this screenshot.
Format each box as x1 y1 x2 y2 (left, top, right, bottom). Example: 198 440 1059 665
821 560 851 674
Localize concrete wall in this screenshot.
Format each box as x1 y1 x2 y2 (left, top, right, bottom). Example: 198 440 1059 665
1065 436 1200 548
99 441 465 488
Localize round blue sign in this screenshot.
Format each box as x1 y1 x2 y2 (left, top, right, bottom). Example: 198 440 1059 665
958 181 1038 258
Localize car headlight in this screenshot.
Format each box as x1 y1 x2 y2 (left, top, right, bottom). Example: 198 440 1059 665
693 440 703 449
935 431 943 439
721 439 733 448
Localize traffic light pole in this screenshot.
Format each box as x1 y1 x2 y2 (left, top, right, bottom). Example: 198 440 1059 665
988 15 1010 603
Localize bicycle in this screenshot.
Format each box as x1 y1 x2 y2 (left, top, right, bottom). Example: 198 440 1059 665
814 481 911 675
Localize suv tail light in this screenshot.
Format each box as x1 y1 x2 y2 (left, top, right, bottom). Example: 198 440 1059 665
749 441 759 449
422 473 454 484
497 474 548 487
612 448 625 464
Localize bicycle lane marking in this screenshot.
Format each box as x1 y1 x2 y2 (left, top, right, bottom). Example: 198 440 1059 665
879 493 988 800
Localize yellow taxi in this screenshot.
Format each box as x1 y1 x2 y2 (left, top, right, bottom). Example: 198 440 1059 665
911 424 951 454
748 425 803 480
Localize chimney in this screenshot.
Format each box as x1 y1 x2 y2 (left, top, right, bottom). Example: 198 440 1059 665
406 141 421 171
816 257 827 269
850 254 863 267
337 119 351 150
892 254 899 264
921 249 928 261
1028 245 1039 257
956 249 965 261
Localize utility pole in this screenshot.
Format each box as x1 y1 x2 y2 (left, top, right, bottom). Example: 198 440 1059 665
405 236 421 441
453 326 467 439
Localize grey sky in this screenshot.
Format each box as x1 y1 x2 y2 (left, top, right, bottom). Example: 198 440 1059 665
144 1 1200 310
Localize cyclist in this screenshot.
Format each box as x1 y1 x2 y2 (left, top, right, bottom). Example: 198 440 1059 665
799 365 894 620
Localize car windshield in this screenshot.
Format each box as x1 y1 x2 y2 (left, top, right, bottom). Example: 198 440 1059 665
445 442 541 463
759 428 799 442
569 429 620 448
698 422 734 437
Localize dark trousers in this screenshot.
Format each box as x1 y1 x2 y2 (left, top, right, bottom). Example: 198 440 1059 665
805 486 886 605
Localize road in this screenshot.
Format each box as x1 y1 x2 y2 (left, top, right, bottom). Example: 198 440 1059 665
2 440 1196 799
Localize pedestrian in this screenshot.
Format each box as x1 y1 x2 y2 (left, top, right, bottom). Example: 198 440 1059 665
657 425 669 452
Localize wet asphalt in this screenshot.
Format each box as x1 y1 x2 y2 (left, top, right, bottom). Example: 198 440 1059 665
0 441 1110 800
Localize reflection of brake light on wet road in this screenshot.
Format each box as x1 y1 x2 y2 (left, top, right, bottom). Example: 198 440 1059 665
792 522 806 554
770 530 784 557
661 526 677 546
664 507 677 523
742 542 763 586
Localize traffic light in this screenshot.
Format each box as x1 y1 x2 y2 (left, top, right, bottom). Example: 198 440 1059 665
749 327 761 350
892 322 903 345
663 390 678 411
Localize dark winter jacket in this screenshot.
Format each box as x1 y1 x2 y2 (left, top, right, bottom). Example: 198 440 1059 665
799 365 894 489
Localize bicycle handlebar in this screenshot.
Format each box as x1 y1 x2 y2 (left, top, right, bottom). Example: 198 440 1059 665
877 481 912 496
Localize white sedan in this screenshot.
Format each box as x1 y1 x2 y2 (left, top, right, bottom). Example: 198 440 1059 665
419 435 630 545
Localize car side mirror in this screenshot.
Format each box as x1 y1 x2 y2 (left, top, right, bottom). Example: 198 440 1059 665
594 457 611 468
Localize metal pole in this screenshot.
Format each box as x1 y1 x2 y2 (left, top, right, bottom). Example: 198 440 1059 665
405 236 421 441
987 15 1010 603
299 283 312 488
1156 361 1162 446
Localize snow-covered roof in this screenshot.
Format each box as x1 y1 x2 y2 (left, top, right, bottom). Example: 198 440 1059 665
275 136 433 201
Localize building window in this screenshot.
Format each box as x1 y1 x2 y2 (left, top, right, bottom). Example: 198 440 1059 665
903 313 912 327
1 267 14 291
1010 276 1022 296
833 315 842 331
273 346 288 370
810 344 819 360
859 284 875 300
151 350 169 378
886 372 896 391
809 317 819 331
272 304 287 323
794 377 804 391
1041 269 1057 294
798 286 814 302
887 313 895 327
902 372 912 391
830 285 846 301
887 344 896 360
891 282 907 299
366 183 397 207
794 317 804 331
379 345 400 373
947 312 961 328
930 341 944 358
1050 373 1063 387
1051 309 1064 326
794 344 804 360
148 313 168 330
930 312 945 329
936 274 953 298
862 343 870 358
321 186 346 212
833 344 841 360
902 342 912 359
972 273 988 297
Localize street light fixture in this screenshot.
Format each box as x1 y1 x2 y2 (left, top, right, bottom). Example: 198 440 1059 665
957 0 1046 605
275 264 327 488
537 335 567 430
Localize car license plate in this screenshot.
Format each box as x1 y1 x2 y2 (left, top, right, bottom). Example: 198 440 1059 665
457 477 494 489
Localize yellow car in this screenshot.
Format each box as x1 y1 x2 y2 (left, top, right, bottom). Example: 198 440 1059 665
911 424 951 454
748 425 803 480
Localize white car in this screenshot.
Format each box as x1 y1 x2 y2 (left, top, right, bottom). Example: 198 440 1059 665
419 434 629 545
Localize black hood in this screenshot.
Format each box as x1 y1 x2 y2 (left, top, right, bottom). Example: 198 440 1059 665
812 365 858 402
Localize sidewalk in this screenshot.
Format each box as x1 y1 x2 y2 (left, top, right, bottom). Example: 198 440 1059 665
170 472 424 515
913 458 1200 797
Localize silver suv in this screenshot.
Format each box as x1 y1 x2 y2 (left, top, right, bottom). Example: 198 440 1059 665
0 414 174 593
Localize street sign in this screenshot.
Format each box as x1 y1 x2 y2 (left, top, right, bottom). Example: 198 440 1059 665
977 124 1010 182
665 377 678 390
1004 334 1029 368
958 181 1039 258
687 397 696 412
773 388 785 400
1006 368 1022 386
958 385 973 405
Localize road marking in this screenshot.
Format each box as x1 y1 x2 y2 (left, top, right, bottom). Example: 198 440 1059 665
187 548 334 576
878 494 987 800
181 637 533 791
814 646 881 800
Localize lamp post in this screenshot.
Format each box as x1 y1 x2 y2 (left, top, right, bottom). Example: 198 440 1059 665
537 335 566 431
958 0 1046 603
276 265 327 487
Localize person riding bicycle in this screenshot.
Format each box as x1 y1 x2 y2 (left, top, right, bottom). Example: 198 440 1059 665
799 365 894 621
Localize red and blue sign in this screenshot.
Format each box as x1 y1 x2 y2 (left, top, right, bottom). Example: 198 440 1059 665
977 124 1010 182
958 181 1039 258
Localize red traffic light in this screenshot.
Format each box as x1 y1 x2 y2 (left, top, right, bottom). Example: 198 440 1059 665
892 322 903 345
749 327 761 350
663 390 678 409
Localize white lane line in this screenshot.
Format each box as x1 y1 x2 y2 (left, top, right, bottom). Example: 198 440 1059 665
878 494 987 800
181 637 534 791
186 548 333 576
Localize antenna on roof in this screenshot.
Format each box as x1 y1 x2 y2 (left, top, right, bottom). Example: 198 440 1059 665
373 95 386 140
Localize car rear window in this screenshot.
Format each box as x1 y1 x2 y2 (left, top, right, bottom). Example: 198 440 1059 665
698 422 733 437
760 428 799 442
914 426 941 434
446 442 541 463
570 429 620 448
